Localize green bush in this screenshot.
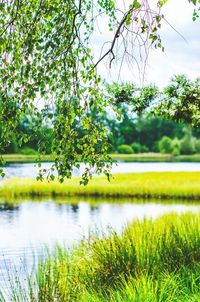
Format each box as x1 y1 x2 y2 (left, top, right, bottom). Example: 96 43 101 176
172 146 180 156
158 136 173 154
180 128 196 155
140 145 149 153
117 144 133 154
131 142 149 153
172 138 181 156
19 147 38 155
195 139 200 153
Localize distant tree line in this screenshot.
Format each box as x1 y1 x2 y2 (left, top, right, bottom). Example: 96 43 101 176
3 113 200 156
2 75 200 156
104 76 200 155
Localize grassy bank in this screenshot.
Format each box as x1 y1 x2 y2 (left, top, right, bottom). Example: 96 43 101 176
1 172 200 200
111 153 174 162
1 153 54 163
111 153 200 162
2 153 200 163
2 213 200 301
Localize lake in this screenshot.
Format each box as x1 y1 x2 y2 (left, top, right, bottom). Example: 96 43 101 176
0 198 200 290
0 162 200 293
2 161 200 179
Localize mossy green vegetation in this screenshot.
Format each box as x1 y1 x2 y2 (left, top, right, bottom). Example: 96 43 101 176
1 172 200 200
2 213 200 301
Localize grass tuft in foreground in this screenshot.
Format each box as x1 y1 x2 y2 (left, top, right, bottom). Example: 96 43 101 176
2 212 200 301
1 172 200 200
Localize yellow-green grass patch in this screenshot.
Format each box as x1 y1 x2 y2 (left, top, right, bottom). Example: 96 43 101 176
0 172 200 200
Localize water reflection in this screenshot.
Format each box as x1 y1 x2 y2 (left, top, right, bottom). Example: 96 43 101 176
0 198 199 290
0 203 19 212
2 161 200 180
71 204 79 213
0 198 199 251
0 203 20 225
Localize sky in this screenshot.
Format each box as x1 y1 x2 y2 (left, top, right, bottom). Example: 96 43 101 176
93 0 200 88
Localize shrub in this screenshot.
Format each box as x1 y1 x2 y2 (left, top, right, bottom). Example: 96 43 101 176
180 127 196 155
131 142 149 153
172 146 180 156
172 138 181 156
158 136 173 154
140 145 149 153
19 147 38 155
195 139 200 153
117 144 133 154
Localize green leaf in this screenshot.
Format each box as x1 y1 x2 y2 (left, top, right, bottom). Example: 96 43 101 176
133 1 141 9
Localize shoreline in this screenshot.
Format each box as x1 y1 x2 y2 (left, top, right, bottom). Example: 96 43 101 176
2 153 200 163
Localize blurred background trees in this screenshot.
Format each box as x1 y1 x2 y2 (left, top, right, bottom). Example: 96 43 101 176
3 75 200 156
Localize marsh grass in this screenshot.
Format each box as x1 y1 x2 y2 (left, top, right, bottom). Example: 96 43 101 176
1 172 200 200
1 213 200 301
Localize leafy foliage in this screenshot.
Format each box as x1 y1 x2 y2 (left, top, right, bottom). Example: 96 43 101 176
0 1 198 181
188 0 200 20
153 75 200 127
117 144 133 154
20 147 38 155
180 127 196 155
158 136 173 154
0 0 116 182
131 142 149 153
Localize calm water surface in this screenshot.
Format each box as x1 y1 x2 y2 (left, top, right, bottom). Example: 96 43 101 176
0 198 199 289
2 161 200 179
0 162 200 293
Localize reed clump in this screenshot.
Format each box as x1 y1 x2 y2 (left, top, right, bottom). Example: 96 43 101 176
2 213 200 301
0 172 200 200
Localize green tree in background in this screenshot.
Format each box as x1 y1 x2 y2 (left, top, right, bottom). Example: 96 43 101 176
105 82 186 152
153 75 200 127
105 81 200 155
2 79 199 157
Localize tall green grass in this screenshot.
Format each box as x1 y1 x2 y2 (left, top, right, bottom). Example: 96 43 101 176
1 172 200 200
2 213 200 301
